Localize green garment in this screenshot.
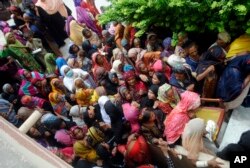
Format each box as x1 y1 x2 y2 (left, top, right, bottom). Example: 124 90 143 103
8 41 42 72
44 53 56 74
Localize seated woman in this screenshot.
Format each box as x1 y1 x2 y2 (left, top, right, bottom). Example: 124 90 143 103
82 28 101 49
174 118 229 168
169 64 196 91
196 46 225 98
48 92 71 120
110 59 123 80
164 91 201 146
69 105 86 127
5 32 42 72
157 83 181 109
21 95 54 112
92 52 111 81
0 98 21 127
1 83 22 112
118 86 140 133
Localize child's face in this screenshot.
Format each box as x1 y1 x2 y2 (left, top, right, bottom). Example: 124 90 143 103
73 128 84 140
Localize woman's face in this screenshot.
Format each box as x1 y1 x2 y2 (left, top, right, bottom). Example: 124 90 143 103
165 88 175 102
152 73 160 85
174 73 185 82
73 128 84 140
88 107 95 118
149 112 156 122
29 127 41 137
148 90 156 100
139 64 148 74
7 34 16 44
96 55 104 65
24 70 32 79
111 76 118 84
75 79 85 89
72 45 79 53
123 90 132 101
127 76 136 86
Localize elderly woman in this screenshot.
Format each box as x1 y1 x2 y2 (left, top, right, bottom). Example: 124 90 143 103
174 118 229 168
164 91 201 146
5 32 42 71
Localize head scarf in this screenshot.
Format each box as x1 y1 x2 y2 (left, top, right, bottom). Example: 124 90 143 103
122 103 140 133
152 59 163 72
164 91 201 144
163 37 172 49
123 70 135 81
125 135 150 166
18 69 38 96
8 6 22 15
70 126 88 140
55 129 73 146
75 88 95 106
41 113 62 130
56 57 67 76
111 60 122 73
44 53 56 74
50 78 65 94
196 46 224 75
167 54 186 68
227 34 250 59
135 81 147 93
36 0 68 17
123 64 134 72
48 92 68 116
2 83 11 93
92 52 111 76
218 32 231 43
86 126 105 147
21 95 45 109
69 105 86 117
182 118 207 160
149 85 159 96
76 6 101 36
17 107 33 121
98 96 111 124
157 83 171 102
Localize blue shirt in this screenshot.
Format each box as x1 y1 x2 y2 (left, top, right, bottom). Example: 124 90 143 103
185 56 198 72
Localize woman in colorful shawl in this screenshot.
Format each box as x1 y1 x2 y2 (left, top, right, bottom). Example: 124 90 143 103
164 91 201 146
196 46 225 98
18 68 45 82
31 78 51 99
92 52 111 81
74 78 98 107
48 92 70 119
65 16 85 46
35 0 71 47
118 85 140 133
76 6 101 36
152 59 171 80
5 32 42 72
123 70 147 102
17 69 39 97
21 95 54 112
44 53 56 74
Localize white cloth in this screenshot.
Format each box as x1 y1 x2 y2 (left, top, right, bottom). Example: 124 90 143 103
98 96 111 124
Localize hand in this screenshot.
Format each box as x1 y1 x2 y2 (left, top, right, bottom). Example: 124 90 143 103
208 65 215 72
208 158 223 168
153 101 159 109
139 74 149 82
96 160 103 166
157 139 169 157
131 101 140 108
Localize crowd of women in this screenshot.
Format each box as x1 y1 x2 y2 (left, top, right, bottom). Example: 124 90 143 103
0 0 250 167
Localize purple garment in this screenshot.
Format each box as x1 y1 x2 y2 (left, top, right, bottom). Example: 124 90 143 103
65 16 74 36
74 0 82 7
76 6 101 36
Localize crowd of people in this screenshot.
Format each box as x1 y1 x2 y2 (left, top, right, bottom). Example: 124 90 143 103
0 0 250 167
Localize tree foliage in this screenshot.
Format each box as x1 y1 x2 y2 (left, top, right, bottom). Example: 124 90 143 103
99 0 250 37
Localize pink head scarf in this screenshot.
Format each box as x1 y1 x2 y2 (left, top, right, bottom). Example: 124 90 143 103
164 91 201 144
36 0 68 17
54 129 73 146
152 59 163 72
122 103 140 133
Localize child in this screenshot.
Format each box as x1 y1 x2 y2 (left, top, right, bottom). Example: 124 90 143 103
77 49 92 72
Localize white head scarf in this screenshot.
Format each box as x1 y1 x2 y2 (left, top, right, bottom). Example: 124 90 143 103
98 96 111 124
